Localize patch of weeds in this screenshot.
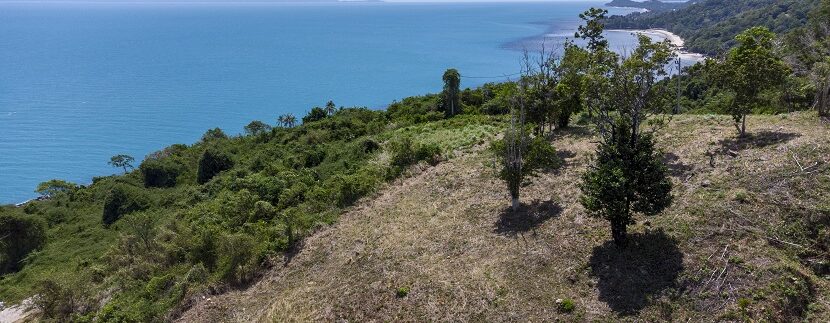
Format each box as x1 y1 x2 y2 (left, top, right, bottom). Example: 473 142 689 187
732 189 750 203
728 256 745 265
396 286 410 298
556 298 575 313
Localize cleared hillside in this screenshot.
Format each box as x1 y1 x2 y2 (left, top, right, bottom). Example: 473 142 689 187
178 112 830 322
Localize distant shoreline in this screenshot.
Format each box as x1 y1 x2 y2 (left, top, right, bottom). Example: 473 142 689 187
607 28 706 62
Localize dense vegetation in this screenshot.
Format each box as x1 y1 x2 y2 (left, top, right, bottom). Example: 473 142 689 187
606 0 688 13
1 2 828 321
0 71 516 320
605 0 821 56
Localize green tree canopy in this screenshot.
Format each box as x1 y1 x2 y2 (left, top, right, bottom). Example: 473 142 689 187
197 148 234 184
723 27 790 136
442 68 462 117
35 179 78 198
244 120 271 136
109 154 135 174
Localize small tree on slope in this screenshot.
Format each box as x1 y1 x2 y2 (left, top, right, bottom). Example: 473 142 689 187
495 94 560 211
723 27 790 136
580 121 673 246
577 15 675 247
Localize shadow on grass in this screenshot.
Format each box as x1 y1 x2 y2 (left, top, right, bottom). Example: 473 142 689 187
494 199 562 236
718 131 799 153
548 125 593 141
663 152 693 178
589 229 684 315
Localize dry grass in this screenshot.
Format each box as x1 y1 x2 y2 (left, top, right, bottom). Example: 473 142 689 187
178 112 830 322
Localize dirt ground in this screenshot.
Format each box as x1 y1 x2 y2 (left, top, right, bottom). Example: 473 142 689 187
178 113 830 322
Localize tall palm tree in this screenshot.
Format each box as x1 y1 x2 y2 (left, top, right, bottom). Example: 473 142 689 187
285 113 297 128
324 100 337 116
277 115 287 127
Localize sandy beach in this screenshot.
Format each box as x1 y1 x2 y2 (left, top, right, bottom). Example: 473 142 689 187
608 28 706 62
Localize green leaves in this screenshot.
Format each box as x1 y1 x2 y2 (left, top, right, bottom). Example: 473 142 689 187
580 121 673 246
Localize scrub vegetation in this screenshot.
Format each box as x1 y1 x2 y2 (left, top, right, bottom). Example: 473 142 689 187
1 3 829 322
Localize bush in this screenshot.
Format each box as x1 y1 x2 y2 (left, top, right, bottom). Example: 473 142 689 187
139 158 181 188
216 233 260 285
197 148 234 184
557 298 575 313
34 278 94 321
302 106 328 124
0 213 47 274
396 286 410 298
201 128 228 142
389 137 441 171
102 184 150 226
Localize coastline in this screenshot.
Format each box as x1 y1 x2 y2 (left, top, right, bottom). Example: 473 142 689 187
607 28 706 62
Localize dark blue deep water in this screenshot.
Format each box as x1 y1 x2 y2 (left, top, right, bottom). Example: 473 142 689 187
0 1 645 203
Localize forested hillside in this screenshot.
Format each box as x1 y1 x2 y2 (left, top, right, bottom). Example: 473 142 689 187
605 0 820 55
1 3 828 322
605 0 688 13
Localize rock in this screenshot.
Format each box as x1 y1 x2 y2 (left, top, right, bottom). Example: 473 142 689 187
702 180 711 187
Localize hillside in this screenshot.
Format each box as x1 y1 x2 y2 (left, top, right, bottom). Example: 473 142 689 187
606 0 689 13
178 112 829 322
605 0 820 55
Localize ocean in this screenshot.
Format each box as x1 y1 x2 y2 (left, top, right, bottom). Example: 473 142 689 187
0 1 657 203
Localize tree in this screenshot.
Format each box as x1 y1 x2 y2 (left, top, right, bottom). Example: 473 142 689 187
108 154 135 174
556 42 590 128
35 179 78 198
324 100 337 116
575 8 618 120
723 27 790 136
139 158 180 188
576 8 609 53
278 113 297 128
579 34 676 247
519 47 562 135
284 113 297 127
302 107 328 124
494 94 560 211
202 128 228 142
102 184 149 226
442 68 462 117
197 148 234 184
580 121 673 247
0 213 47 274
812 56 830 122
244 120 271 136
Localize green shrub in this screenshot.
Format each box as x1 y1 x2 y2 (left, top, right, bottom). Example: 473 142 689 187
389 137 441 171
33 277 94 321
302 106 328 124
0 213 47 274
557 298 576 313
197 148 234 184
201 127 228 142
102 184 150 226
396 286 410 298
139 158 181 188
216 233 260 285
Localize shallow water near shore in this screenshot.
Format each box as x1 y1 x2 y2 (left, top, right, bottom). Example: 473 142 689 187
0 1 645 203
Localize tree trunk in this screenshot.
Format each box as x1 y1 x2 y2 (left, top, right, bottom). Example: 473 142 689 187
611 222 628 247
511 197 520 211
740 115 747 137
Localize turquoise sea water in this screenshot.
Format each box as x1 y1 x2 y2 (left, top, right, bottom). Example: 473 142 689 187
0 1 646 203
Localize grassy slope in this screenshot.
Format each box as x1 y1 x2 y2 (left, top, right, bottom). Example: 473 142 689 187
178 112 829 322
0 115 502 315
